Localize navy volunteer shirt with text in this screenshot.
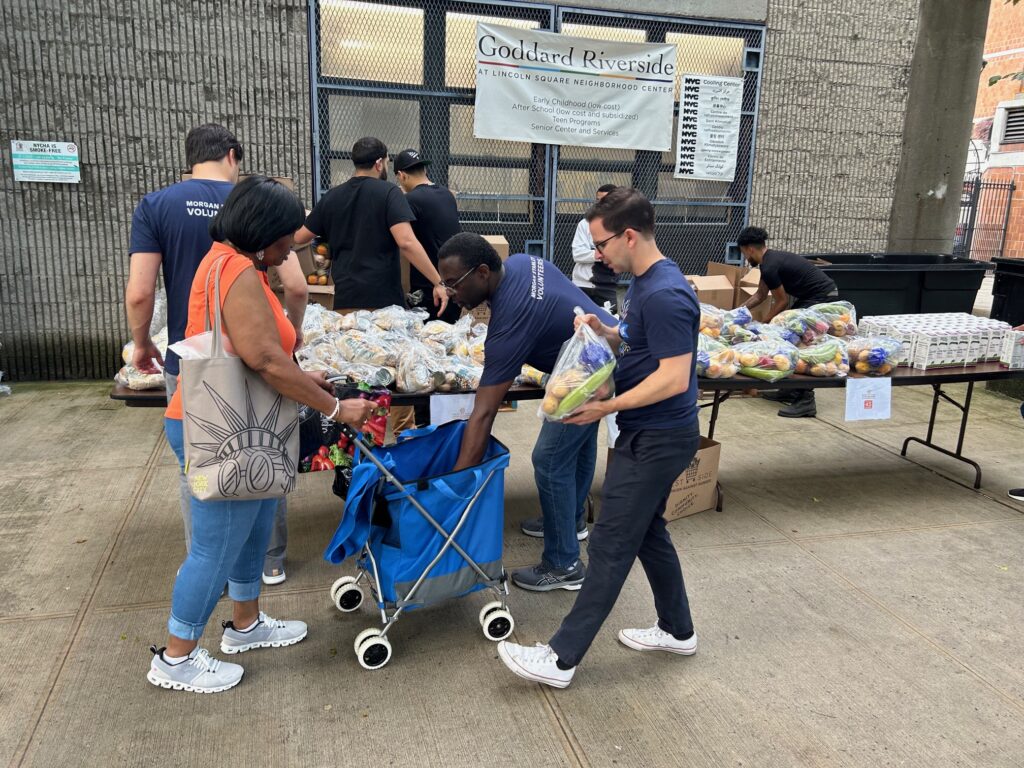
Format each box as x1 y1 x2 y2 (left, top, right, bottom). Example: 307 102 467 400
479 254 616 387
129 178 234 376
613 258 699 432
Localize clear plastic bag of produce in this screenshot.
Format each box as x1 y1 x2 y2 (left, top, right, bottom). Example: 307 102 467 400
308 358 395 388
338 310 374 332
696 335 739 379
794 337 849 377
114 364 165 390
301 303 344 345
769 308 831 346
699 304 725 339
844 336 901 376
516 364 548 389
371 305 428 334
436 356 483 392
122 328 169 366
539 315 616 421
732 339 800 382
810 300 858 338
333 329 400 367
395 342 446 393
452 332 486 365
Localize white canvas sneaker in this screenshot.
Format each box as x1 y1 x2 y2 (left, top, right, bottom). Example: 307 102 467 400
618 625 697 655
147 646 243 693
497 641 574 688
220 611 307 654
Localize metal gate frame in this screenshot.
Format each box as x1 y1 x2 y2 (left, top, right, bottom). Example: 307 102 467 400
307 0 765 270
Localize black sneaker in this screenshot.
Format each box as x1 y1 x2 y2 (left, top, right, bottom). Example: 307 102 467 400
778 392 817 418
511 561 586 592
1009 489 1024 502
520 516 589 541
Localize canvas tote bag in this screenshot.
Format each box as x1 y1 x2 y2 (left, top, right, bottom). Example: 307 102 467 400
180 255 299 501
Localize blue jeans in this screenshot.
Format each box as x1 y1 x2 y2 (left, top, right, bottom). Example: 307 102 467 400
532 419 599 569
164 418 277 640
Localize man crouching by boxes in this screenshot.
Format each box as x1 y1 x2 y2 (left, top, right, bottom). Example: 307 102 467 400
496 187 703 689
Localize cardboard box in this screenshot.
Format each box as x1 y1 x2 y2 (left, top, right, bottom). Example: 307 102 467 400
687 275 735 310
306 284 334 309
664 438 721 522
483 235 510 261
740 267 761 288
268 243 317 293
705 261 749 308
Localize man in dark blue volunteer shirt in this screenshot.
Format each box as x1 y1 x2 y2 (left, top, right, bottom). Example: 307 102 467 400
125 124 306 585
495 188 702 689
438 234 615 593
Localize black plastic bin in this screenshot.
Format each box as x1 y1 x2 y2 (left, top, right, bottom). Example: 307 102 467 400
990 257 1024 327
801 253 989 318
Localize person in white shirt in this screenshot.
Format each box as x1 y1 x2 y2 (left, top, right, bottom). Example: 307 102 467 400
571 184 619 312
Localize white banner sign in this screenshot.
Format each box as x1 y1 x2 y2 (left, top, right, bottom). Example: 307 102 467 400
474 23 677 151
430 394 476 425
674 75 743 181
11 140 81 183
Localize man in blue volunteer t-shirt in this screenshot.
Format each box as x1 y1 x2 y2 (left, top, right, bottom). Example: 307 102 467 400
125 124 306 585
438 234 615 593
496 188 702 689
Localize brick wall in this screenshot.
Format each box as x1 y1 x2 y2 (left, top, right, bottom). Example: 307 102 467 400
1 1 311 381
975 0 1024 118
749 0 919 252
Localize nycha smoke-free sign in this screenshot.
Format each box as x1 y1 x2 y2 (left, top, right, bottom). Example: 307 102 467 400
473 23 677 151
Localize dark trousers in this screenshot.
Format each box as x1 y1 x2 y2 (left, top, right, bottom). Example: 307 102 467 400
548 423 701 667
581 286 617 313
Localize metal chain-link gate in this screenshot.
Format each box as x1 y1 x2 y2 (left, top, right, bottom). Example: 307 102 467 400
309 0 763 277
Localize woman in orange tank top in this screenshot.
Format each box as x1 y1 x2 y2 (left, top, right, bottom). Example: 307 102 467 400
149 177 375 694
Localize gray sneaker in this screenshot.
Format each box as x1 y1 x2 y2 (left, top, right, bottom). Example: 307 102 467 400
147 646 243 693
220 611 308 654
511 560 586 592
520 516 589 541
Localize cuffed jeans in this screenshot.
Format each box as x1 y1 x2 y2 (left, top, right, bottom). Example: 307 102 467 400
165 371 286 574
532 419 599 569
164 418 277 640
549 422 701 667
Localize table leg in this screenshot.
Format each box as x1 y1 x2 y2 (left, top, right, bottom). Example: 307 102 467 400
901 381 982 489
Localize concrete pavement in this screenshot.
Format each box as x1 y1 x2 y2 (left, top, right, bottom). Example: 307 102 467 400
2 381 1024 767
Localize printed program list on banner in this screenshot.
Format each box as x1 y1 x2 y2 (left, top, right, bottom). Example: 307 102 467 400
845 377 892 421
674 75 743 182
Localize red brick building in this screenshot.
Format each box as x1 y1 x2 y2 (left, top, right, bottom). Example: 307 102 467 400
974 0 1024 259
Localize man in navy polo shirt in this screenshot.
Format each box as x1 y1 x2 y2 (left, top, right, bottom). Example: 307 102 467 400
438 233 615 592
495 188 702 688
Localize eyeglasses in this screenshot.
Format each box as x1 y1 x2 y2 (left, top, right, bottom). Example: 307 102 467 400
594 230 625 254
438 265 478 295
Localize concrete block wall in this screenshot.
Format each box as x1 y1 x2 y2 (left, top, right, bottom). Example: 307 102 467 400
749 0 919 253
1 1 311 381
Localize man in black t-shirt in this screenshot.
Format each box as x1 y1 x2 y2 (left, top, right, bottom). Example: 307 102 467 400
738 226 838 418
295 137 448 316
394 148 462 323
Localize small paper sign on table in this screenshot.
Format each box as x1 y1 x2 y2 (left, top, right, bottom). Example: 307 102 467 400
430 394 476 425
844 377 892 421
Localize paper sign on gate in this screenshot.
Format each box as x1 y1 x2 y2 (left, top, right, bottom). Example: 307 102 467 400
430 394 476 426
845 378 892 421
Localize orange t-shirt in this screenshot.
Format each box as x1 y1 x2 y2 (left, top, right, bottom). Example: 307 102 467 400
165 242 297 420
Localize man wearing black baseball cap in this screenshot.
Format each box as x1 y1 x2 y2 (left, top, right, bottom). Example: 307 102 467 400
395 148 462 323
295 137 447 316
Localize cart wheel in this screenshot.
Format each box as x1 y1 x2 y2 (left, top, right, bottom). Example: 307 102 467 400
478 600 505 628
353 627 383 654
356 635 392 670
334 584 364 613
330 576 357 602
483 609 514 641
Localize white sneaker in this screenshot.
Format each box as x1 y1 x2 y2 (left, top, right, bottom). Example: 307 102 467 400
497 641 574 689
147 646 243 693
262 568 286 585
220 611 307 654
618 625 697 655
